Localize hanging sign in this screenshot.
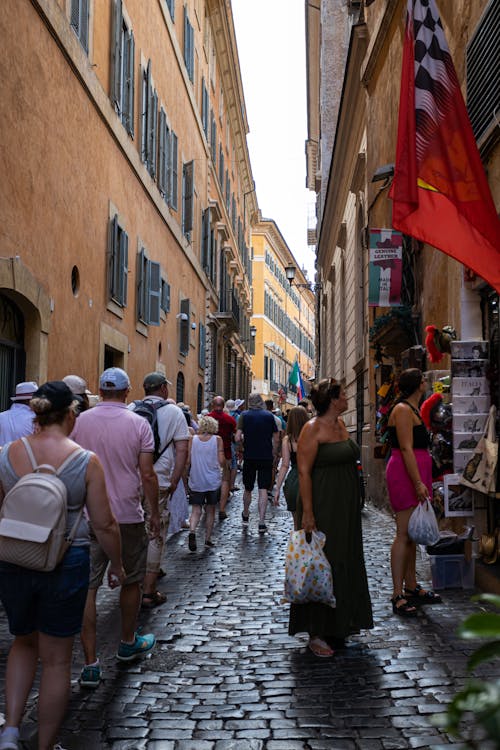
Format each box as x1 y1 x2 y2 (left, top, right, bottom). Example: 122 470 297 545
368 229 403 307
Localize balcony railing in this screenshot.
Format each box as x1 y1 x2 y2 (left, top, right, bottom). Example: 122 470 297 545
214 289 240 333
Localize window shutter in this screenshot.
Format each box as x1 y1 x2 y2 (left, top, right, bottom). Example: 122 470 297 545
125 32 135 135
70 0 80 32
112 0 123 111
109 214 119 299
199 322 206 368
80 0 89 52
264 355 269 380
183 160 194 235
218 144 224 186
161 279 171 313
118 228 128 306
180 298 190 355
147 83 158 178
170 131 178 209
141 67 148 164
148 260 161 325
210 110 216 164
137 248 146 321
158 109 166 195
201 207 210 270
167 0 175 21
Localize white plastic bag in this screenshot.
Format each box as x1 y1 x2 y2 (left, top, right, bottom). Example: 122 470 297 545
283 529 336 608
408 499 440 546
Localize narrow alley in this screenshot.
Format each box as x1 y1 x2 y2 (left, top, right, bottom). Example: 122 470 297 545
1 494 494 750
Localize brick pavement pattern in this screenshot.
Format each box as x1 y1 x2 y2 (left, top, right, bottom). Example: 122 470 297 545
0 494 496 749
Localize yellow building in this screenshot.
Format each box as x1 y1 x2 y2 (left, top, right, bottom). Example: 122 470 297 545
251 216 315 409
0 0 255 411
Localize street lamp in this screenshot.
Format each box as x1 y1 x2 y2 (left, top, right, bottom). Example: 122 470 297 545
249 324 256 355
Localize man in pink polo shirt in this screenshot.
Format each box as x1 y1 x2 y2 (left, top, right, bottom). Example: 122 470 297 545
72 367 160 687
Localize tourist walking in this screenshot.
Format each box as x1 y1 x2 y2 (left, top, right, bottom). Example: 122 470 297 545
186 416 225 551
0 381 123 750
208 397 236 521
386 368 441 616
235 393 279 534
0 382 37 446
72 367 160 687
273 405 309 525
290 378 373 657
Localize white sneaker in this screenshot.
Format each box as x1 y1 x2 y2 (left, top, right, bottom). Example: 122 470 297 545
0 735 19 750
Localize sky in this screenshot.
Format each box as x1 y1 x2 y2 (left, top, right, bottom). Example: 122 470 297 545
231 0 316 280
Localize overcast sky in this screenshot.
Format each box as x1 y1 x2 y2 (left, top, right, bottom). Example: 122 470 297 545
231 0 316 280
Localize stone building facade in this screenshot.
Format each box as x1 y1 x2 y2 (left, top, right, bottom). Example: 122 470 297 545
0 0 256 410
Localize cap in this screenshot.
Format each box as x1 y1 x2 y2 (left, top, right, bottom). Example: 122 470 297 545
225 399 236 410
248 392 265 410
11 381 38 402
99 367 130 391
33 381 75 410
143 371 172 390
63 374 88 396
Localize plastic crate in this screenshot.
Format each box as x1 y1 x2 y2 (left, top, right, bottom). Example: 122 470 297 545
429 554 475 590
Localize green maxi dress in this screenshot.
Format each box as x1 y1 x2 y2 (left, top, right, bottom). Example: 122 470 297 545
289 439 373 639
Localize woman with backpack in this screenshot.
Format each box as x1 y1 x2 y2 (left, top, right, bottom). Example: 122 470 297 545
0 381 124 750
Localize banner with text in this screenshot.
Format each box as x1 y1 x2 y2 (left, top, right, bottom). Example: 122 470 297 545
368 229 403 307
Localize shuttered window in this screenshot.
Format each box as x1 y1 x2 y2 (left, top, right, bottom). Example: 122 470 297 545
170 132 178 210
199 322 206 369
109 215 128 307
210 110 217 165
141 61 158 178
179 299 190 355
218 144 224 189
201 207 210 271
160 277 171 313
70 0 89 52
201 78 209 139
466 0 500 144
183 6 194 82
137 248 161 326
182 160 194 237
111 0 135 136
165 0 175 21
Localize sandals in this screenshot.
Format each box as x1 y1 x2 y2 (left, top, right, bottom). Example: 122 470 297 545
404 584 442 605
391 594 418 617
308 637 335 658
141 591 167 609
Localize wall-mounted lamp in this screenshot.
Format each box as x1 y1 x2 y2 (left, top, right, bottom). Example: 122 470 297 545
250 325 257 337
176 313 189 321
371 163 394 183
191 322 197 330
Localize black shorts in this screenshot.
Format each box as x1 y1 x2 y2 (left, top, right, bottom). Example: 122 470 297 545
189 488 220 506
242 459 273 491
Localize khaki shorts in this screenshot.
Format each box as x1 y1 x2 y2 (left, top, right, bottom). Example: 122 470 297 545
88 522 148 589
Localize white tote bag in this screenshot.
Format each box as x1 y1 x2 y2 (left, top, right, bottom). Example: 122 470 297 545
460 405 498 495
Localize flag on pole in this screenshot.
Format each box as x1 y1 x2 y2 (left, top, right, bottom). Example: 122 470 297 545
288 360 304 402
389 0 500 292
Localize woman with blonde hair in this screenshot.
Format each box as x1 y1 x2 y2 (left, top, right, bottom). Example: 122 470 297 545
186 415 225 551
0 382 123 750
273 405 309 524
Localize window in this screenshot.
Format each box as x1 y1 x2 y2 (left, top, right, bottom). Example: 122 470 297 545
201 78 209 139
165 0 175 21
111 0 135 136
137 248 161 325
218 143 224 190
182 160 194 237
210 110 216 165
179 299 190 355
108 214 128 307
197 383 203 414
141 61 158 178
70 0 89 52
176 371 185 402
466 0 500 143
225 172 230 213
160 277 171 313
199 322 206 369
183 6 194 82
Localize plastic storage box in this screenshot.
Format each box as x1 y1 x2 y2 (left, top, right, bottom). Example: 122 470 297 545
429 554 475 590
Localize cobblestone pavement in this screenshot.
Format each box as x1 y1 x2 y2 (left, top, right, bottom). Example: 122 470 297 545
0 489 496 750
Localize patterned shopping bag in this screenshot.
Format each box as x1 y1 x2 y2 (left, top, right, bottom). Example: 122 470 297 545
283 529 336 608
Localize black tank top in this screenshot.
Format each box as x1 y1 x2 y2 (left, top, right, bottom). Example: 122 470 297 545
388 401 430 450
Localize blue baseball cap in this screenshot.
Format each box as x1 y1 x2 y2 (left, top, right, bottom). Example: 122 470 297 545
99 367 130 390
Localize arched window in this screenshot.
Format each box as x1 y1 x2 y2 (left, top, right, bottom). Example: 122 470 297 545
197 383 203 414
176 371 185 403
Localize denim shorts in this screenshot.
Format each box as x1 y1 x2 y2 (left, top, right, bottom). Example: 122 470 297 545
189 488 221 506
0 545 90 638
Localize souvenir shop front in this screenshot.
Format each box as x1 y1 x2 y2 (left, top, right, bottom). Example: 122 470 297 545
371 286 500 591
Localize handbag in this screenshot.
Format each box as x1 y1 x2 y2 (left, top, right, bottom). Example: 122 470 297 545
283 529 336 608
283 465 299 512
459 405 498 494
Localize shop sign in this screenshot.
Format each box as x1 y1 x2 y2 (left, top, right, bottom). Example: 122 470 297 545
368 229 403 307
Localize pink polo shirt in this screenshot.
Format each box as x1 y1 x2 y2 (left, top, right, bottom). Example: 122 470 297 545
72 401 154 523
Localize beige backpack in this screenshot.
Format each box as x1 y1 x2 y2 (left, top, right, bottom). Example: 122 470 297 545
0 437 84 571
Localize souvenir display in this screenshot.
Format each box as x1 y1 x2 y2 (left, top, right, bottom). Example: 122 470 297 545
443 473 474 517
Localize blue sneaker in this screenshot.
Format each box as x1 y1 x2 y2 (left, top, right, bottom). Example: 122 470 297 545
79 660 102 688
116 632 156 662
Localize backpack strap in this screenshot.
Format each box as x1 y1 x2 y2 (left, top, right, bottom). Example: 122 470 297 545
20 437 83 475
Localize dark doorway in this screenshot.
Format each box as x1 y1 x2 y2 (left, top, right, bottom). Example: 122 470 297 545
0 294 26 412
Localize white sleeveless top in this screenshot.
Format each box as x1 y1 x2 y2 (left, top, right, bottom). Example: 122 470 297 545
188 435 221 492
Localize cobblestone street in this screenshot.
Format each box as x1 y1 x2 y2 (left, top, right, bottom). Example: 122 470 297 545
0 491 495 749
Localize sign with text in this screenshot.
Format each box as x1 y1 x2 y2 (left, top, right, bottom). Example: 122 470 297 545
368 229 403 307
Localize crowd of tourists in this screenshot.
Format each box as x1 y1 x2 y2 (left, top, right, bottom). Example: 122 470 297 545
0 366 442 748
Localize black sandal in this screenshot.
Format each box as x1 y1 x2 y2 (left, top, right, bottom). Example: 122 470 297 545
404 584 442 605
391 594 418 617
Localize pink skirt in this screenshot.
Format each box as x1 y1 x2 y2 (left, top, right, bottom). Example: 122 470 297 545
386 449 432 513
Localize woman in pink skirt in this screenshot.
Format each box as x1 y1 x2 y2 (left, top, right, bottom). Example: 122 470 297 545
386 369 441 616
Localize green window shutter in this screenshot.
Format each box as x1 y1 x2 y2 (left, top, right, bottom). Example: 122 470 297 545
210 110 216 164
183 160 194 235
158 109 167 195
148 260 161 325
140 66 148 164
111 0 123 108
119 229 128 307
147 83 158 178
170 131 178 210
109 214 118 300
137 248 146 322
125 31 135 136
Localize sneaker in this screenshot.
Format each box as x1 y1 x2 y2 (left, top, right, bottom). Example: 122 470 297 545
79 661 102 688
242 513 249 524
188 532 197 551
0 730 19 750
116 632 156 662
205 539 215 548
258 523 267 535
218 510 227 521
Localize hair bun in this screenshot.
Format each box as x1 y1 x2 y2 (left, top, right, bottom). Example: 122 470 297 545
30 396 52 414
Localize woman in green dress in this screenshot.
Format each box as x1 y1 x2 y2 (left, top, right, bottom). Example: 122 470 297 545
289 378 373 657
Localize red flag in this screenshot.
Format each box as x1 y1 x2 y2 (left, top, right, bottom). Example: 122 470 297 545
389 0 500 292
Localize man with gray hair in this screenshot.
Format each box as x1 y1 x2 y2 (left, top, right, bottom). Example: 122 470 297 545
235 393 279 534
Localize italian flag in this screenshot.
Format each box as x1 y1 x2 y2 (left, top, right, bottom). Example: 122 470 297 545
288 360 305 402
